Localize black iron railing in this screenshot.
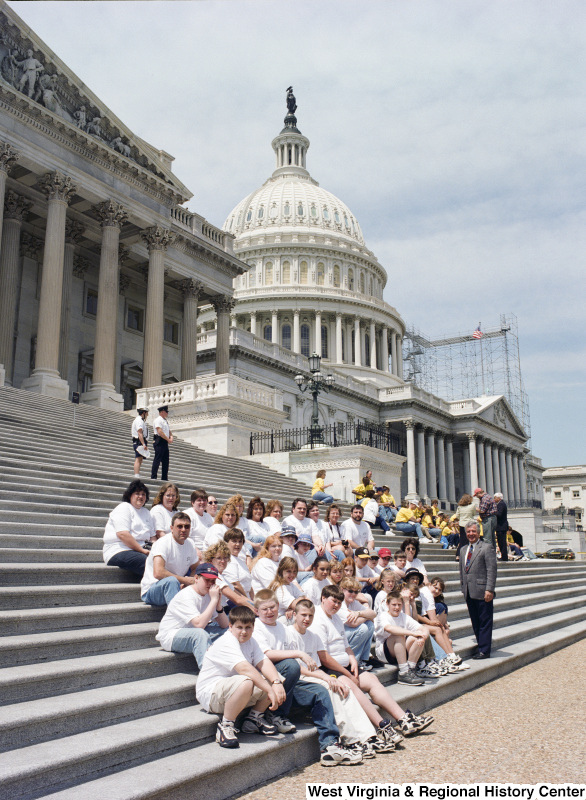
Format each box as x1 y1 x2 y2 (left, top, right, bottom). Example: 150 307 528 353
250 421 401 456
508 499 543 510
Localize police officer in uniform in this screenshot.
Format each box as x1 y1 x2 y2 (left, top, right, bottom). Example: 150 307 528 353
151 405 173 481
131 408 149 478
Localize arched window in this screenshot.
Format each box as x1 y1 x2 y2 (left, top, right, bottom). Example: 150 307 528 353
297 203 304 217
323 207 330 221
317 262 325 286
334 210 341 224
301 324 310 357
310 204 318 219
258 206 264 219
263 324 272 342
359 272 365 293
333 265 341 287
246 208 252 222
265 261 273 285
348 269 354 291
282 260 291 284
248 266 256 287
321 325 328 359
282 324 291 351
269 204 278 219
300 260 308 285
365 333 371 366
284 201 291 216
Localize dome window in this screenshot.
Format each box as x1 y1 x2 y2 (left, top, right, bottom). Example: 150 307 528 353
297 203 304 217
348 269 354 291
300 324 310 357
359 272 365 293
258 206 264 219
246 208 253 222
323 207 330 221
333 265 341 288
269 205 278 219
310 204 318 219
344 215 349 228
282 261 291 284
284 201 291 216
334 210 341 224
321 325 329 359
282 324 292 351
263 324 272 342
265 261 274 286
300 260 308 285
317 262 325 286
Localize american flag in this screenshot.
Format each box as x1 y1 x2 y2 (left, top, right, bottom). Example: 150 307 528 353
472 325 483 340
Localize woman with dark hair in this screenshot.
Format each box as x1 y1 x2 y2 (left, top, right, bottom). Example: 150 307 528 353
245 496 270 555
453 494 478 561
150 482 180 539
324 504 352 561
401 537 428 583
103 480 155 576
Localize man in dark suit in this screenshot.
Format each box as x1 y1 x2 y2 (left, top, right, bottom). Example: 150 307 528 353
460 520 497 659
494 492 509 562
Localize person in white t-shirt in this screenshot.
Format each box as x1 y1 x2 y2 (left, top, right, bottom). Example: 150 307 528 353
184 488 213 553
141 512 199 606
222 528 253 600
245 496 271 557
156 563 228 668
353 547 379 603
131 408 149 478
250 535 283 593
374 591 428 689
203 502 239 550
340 505 374 552
263 499 284 535
283 498 324 556
150 482 180 538
338 578 376 671
323 505 352 562
307 502 335 560
279 523 298 560
204 540 257 615
195 605 286 749
401 538 429 584
103 480 155 576
315 585 434 740
301 556 331 607
268 557 305 624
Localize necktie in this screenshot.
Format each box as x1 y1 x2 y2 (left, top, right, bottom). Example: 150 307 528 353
465 544 474 572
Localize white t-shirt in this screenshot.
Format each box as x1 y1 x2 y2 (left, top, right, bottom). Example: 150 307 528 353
283 515 320 545
313 519 330 547
251 557 279 593
247 519 270 542
312 606 350 667
341 519 371 548
302 576 330 607
374 589 390 616
103 502 155 563
362 499 379 525
156 586 220 651
253 618 288 653
238 516 250 536
203 523 228 551
264 516 282 535
324 522 344 546
131 416 148 440
337 598 366 625
274 583 304 619
153 415 170 439
196 630 265 712
419 585 435 615
223 553 252 595
405 557 427 576
184 508 213 550
294 548 315 571
281 543 296 559
150 504 174 535
374 610 422 661
140 533 198 596
286 625 324 667
356 563 377 581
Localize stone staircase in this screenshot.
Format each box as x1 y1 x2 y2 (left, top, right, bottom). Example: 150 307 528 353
0 386 585 800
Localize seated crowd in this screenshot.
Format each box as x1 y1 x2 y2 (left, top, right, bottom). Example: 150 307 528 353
103 481 474 765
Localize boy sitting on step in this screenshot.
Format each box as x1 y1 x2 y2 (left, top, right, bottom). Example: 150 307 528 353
195 605 286 749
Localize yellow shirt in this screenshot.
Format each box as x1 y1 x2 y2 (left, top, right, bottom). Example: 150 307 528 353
353 480 374 499
395 508 414 524
421 514 433 528
312 478 325 496
413 507 424 519
379 493 395 506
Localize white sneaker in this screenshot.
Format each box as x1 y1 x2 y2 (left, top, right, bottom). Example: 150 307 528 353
321 741 363 766
264 711 296 734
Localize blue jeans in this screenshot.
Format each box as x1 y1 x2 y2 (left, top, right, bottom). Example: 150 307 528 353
141 576 181 606
327 549 345 562
275 658 301 716
107 550 147 576
395 521 425 539
379 507 397 523
292 680 339 750
312 491 334 504
244 532 266 558
345 620 374 662
170 622 226 668
427 527 442 539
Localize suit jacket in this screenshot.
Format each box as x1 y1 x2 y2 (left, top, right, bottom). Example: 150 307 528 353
460 539 497 600
495 500 508 532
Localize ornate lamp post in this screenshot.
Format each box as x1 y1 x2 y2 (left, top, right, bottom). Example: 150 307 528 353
295 353 335 446
559 503 567 531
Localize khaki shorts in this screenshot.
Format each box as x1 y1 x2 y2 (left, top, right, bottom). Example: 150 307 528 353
207 675 266 715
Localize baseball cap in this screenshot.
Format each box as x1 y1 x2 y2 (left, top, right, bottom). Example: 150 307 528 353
280 523 297 538
355 547 370 559
195 563 219 579
378 548 392 558
473 488 483 496
368 549 379 559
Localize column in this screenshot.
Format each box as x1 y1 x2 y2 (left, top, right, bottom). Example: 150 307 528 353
427 429 437 499
499 448 507 500
0 144 19 259
512 453 521 504
467 433 479 491
315 311 322 357
22 172 76 400
212 295 234 374
505 449 515 503
142 226 174 388
354 318 362 366
179 279 203 381
335 312 343 364
492 446 501 493
390 331 397 375
405 420 417 497
437 433 447 505
58 219 85 382
345 318 353 364
250 310 257 337
292 310 300 353
519 458 528 501
271 309 278 345
0 191 31 382
396 333 404 379
381 325 389 372
446 437 456 505
462 442 471 495
417 426 428 499
485 442 494 495
369 320 376 368
477 438 486 489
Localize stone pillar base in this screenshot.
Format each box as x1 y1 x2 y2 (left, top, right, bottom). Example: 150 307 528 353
22 369 70 400
81 384 124 411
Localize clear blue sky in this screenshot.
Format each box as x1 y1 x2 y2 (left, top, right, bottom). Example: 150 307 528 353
11 0 586 468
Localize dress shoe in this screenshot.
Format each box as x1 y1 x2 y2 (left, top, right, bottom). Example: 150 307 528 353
472 652 490 660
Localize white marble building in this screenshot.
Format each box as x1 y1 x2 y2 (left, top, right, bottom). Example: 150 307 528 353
542 465 585 530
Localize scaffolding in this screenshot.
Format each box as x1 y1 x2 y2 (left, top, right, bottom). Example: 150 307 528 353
403 313 531 443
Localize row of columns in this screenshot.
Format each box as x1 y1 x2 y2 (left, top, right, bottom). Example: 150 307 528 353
403 421 527 506
0 146 234 405
247 309 403 377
